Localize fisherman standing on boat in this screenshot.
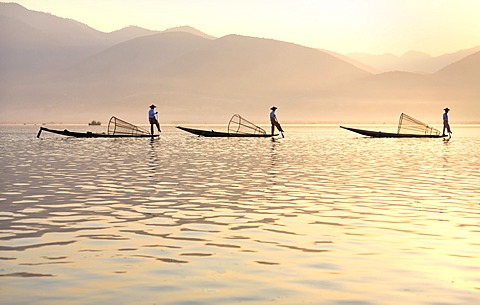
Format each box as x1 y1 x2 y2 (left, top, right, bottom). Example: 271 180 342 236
270 106 284 137
442 107 452 136
149 104 161 135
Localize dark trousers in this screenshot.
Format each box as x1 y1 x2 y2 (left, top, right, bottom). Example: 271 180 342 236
443 120 451 135
271 120 283 135
149 118 160 135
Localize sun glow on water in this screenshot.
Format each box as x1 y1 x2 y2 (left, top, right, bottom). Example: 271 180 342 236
1 125 479 303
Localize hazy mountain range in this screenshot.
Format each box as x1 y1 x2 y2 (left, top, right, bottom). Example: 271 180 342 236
347 48 480 74
1 2 479 124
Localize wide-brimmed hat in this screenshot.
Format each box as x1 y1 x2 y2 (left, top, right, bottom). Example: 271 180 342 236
150 104 156 108
444 107 450 111
270 106 277 110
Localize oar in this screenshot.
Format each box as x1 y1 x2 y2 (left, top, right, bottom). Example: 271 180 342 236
37 127 44 138
156 112 161 133
278 121 285 138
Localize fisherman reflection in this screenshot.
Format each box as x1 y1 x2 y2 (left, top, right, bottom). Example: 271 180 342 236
148 138 160 179
268 137 279 179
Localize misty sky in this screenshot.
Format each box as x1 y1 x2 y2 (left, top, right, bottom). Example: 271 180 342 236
7 0 480 55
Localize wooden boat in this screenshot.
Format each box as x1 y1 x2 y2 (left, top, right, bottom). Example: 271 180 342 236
340 126 445 138
37 116 158 138
177 114 277 137
176 126 276 137
341 113 447 138
37 127 158 138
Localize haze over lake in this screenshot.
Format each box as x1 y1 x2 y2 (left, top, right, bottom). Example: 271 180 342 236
1 125 479 304
1 2 480 124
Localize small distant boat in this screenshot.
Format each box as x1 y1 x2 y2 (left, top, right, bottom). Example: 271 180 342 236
177 114 277 138
88 120 101 126
37 116 158 138
341 113 447 138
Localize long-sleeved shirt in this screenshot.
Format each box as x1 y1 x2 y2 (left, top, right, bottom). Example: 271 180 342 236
149 108 156 119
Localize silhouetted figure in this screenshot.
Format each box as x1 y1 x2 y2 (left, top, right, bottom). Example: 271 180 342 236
442 107 451 136
149 104 161 135
270 106 284 137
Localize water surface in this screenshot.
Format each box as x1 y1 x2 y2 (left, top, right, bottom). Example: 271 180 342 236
1 125 479 304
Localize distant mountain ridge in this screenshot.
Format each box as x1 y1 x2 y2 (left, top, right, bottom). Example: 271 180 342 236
163 26 216 40
0 2 106 46
43 31 372 123
108 26 159 43
435 50 480 87
1 2 479 124
347 47 480 73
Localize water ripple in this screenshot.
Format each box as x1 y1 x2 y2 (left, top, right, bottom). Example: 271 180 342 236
1 125 479 304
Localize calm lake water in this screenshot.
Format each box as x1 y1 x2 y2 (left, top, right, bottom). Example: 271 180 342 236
1 124 479 305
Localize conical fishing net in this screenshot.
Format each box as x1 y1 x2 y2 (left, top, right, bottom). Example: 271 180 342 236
107 116 151 136
397 113 441 136
227 114 266 135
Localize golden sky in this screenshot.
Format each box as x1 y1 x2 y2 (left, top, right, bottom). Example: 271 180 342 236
8 0 480 56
